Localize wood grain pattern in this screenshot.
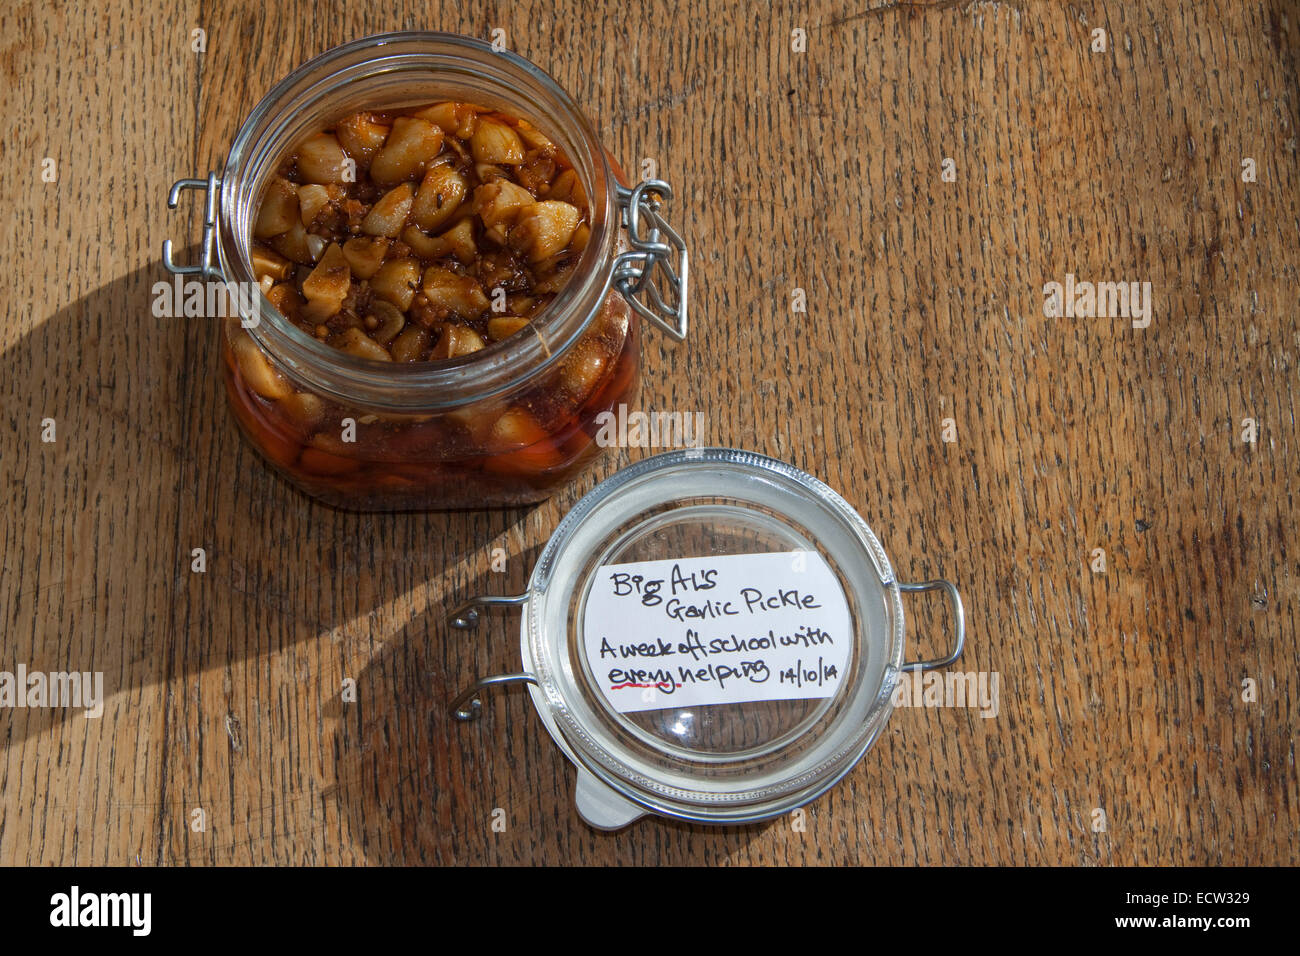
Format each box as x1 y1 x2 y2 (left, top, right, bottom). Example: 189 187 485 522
1 0 1296 865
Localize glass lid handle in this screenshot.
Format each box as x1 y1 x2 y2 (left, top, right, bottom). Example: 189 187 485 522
575 769 645 830
898 579 966 671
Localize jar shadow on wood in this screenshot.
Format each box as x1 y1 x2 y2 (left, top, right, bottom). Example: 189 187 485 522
0 258 541 762
323 544 779 863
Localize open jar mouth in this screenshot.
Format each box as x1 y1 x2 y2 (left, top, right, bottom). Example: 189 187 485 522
216 32 623 411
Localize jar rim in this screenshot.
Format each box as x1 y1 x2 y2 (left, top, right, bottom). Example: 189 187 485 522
217 31 620 411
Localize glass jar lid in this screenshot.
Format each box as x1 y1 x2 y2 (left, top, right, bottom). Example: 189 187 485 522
450 448 965 827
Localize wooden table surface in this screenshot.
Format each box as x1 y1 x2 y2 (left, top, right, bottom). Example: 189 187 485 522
1 0 1296 866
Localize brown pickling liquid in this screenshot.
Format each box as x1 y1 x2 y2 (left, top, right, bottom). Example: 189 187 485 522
223 300 639 510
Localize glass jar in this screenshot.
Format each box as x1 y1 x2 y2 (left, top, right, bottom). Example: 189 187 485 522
162 32 688 510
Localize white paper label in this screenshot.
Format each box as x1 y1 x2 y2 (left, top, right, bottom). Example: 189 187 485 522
581 551 852 714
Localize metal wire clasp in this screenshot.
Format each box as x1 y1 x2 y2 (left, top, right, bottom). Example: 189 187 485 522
162 172 223 279
447 593 535 722
613 179 689 342
897 579 966 672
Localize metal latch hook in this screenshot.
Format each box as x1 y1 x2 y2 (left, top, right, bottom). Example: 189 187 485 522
162 172 223 279
614 179 689 342
446 592 535 722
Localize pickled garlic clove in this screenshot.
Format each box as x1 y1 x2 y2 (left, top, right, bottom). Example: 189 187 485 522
473 162 510 185
400 225 448 260
251 244 293 282
421 267 489 319
510 200 580 263
367 300 406 345
389 325 430 362
225 379 300 469
334 327 392 361
231 333 293 400
341 236 391 279
370 257 422 310
601 291 632 338
254 178 299 238
361 182 416 237
487 315 532 341
473 180 535 242
546 168 587 208
296 132 351 183
305 233 328 262
532 258 577 294
301 243 351 316
270 220 318 265
335 112 391 169
266 282 304 321
431 324 486 359
570 223 591 253
370 117 445 184
411 102 479 139
560 340 611 397
514 118 555 151
488 407 549 449
277 392 326 429
470 116 525 165
296 184 332 227
412 160 468 231
441 218 477 263
483 408 566 474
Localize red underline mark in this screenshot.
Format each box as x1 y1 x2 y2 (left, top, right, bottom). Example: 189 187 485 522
610 682 679 691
